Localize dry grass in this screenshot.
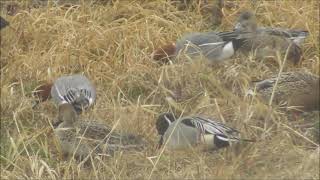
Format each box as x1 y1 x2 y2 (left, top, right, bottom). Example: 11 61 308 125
1 0 319 179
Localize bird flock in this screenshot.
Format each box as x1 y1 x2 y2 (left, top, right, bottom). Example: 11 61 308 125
1 2 319 166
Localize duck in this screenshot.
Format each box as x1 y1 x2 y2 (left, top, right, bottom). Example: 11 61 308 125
234 11 309 45
51 74 96 113
0 16 9 30
54 103 147 160
156 112 254 150
233 11 307 65
151 31 247 64
250 71 319 111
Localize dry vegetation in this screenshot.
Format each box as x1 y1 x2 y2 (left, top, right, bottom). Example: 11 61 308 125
1 0 319 179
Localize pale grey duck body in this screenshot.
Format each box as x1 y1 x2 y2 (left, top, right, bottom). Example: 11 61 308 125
174 31 246 63
156 112 254 150
51 74 96 113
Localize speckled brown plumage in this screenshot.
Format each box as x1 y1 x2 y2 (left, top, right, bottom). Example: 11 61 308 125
235 11 303 65
254 71 319 111
54 104 147 160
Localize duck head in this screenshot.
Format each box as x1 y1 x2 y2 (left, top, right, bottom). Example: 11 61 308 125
32 83 53 109
151 43 176 64
156 112 176 148
234 11 258 32
156 112 176 135
58 103 78 127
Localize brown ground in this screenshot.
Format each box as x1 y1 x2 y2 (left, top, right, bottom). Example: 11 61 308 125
1 0 319 179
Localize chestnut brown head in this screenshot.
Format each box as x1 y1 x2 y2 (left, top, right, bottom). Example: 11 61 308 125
32 83 53 108
151 43 176 64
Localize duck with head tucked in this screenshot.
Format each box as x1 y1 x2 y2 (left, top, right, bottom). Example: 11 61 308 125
234 11 308 65
151 31 248 64
33 74 96 114
54 103 147 161
156 112 254 150
250 71 319 112
51 74 96 113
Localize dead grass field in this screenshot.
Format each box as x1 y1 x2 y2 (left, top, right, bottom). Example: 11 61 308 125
1 0 319 179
